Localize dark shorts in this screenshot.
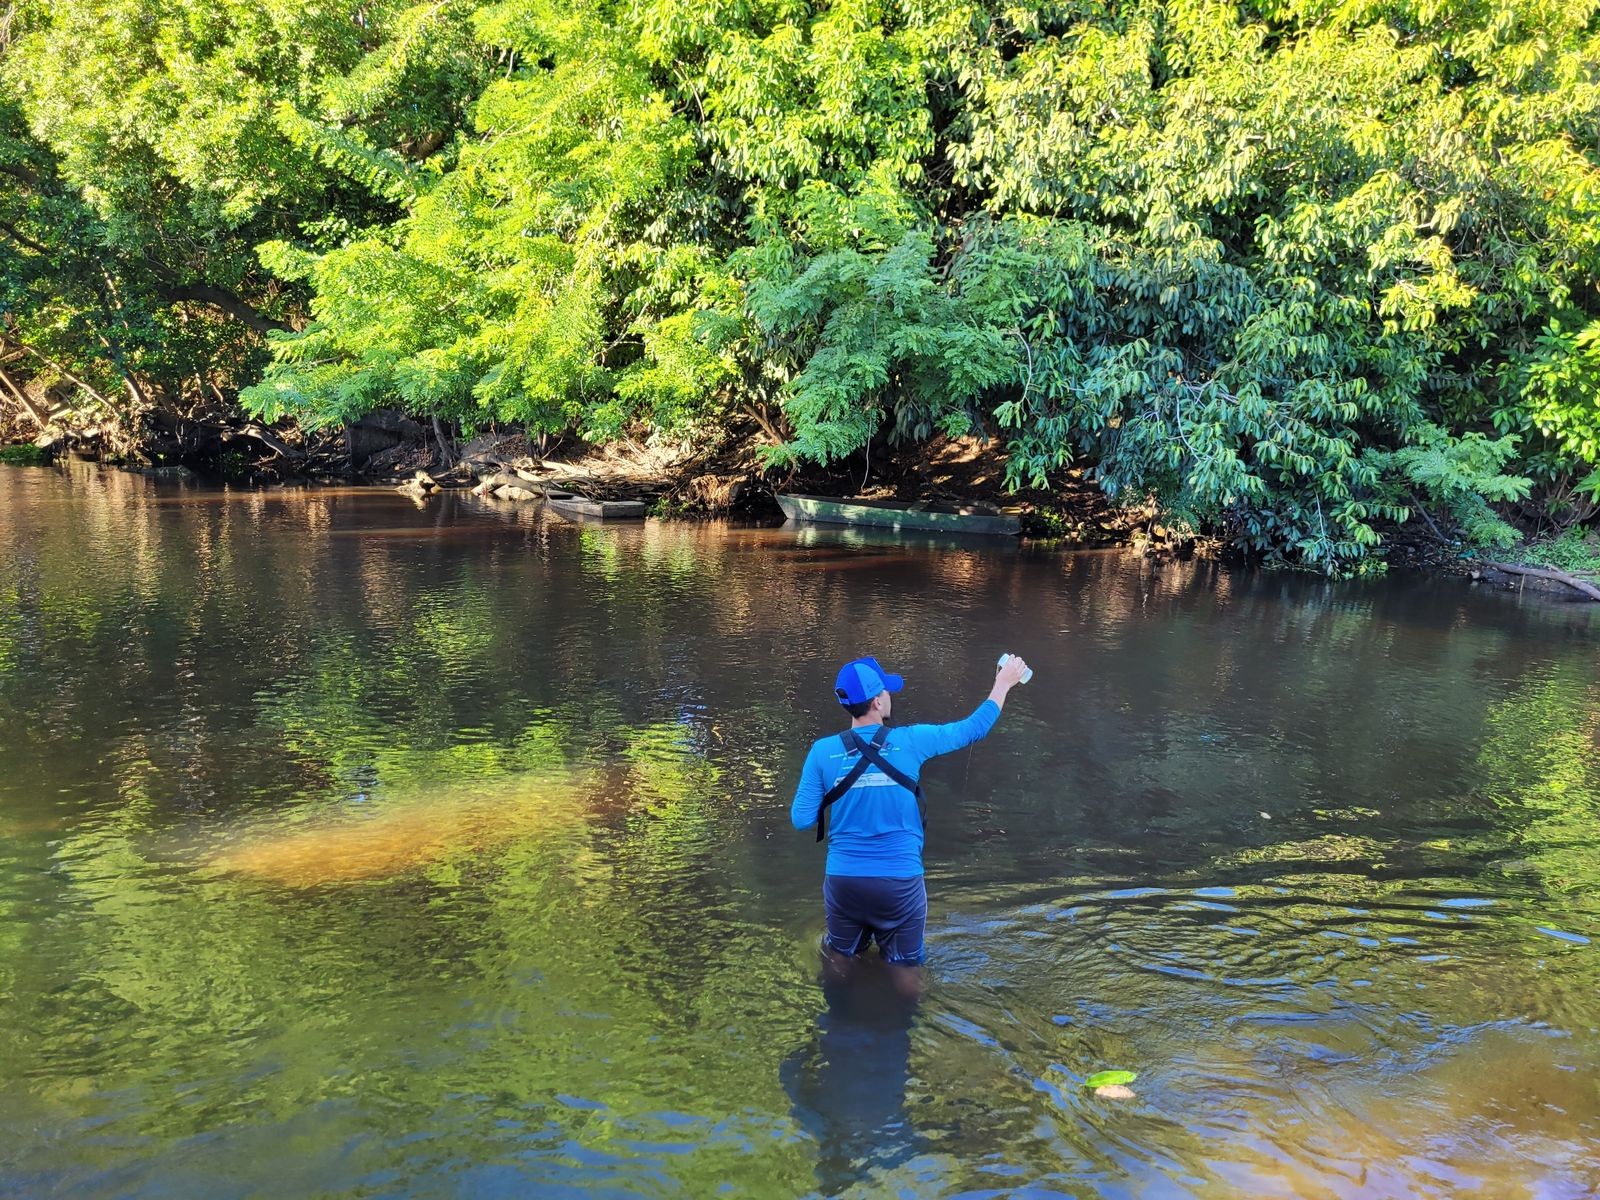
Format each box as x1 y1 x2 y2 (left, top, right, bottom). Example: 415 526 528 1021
823 875 928 965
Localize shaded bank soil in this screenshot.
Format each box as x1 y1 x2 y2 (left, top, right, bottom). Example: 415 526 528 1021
382 423 1147 547
58 404 1142 545
415 429 1600 600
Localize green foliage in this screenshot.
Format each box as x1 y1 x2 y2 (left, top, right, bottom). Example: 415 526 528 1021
1520 527 1600 574
0 0 489 434
0 444 49 465
1083 1069 1138 1089
9 0 1600 567
744 180 1006 466
729 0 1600 571
1365 424 1532 550
243 5 707 435
647 494 691 520
1513 319 1600 499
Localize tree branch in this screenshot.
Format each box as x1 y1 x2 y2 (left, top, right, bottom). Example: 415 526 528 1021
0 364 48 426
1406 491 1452 543
1485 561 1600 602
0 161 41 190
0 218 50 256
8 341 114 411
155 280 291 335
222 423 303 459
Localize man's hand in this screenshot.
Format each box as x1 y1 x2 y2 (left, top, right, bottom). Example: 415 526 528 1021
996 654 1031 688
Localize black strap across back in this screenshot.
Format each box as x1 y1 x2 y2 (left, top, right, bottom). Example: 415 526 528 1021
815 726 925 842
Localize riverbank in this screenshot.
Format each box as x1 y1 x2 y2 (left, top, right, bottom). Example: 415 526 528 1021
1472 540 1600 602
145 410 1147 545
7 415 1597 597
411 425 1143 545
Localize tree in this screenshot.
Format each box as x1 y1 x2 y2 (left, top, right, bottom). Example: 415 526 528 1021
8 0 1600 567
0 0 488 449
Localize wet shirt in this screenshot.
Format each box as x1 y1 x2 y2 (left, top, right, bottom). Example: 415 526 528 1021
790 701 1000 878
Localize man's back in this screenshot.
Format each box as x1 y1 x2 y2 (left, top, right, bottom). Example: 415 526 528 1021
791 700 1001 877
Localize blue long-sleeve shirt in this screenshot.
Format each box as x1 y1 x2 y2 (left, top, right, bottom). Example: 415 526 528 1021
790 700 1001 877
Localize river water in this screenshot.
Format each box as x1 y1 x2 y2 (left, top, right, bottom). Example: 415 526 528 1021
1 463 1596 1199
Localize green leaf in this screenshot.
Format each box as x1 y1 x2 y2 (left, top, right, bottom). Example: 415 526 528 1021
1084 1069 1137 1089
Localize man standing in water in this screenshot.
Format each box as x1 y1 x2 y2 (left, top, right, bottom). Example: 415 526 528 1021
790 654 1031 983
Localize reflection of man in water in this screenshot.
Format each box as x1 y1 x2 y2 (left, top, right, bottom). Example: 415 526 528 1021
780 958 921 1190
790 654 1029 991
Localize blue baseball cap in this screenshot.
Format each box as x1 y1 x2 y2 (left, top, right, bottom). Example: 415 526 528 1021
834 656 904 706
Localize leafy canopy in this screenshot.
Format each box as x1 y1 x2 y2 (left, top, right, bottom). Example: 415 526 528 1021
6 0 1599 568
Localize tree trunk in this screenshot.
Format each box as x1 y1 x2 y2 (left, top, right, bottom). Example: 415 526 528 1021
0 365 48 427
432 415 455 466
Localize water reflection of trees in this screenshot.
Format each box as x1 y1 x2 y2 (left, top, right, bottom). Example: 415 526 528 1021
1474 662 1600 909
9 731 819 1194
4 468 1599 1194
7 467 1597 859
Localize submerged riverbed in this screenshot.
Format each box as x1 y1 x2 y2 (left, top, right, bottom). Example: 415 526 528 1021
1 464 1597 1198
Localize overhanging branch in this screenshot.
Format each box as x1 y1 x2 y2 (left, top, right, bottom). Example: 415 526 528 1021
156 280 291 335
0 219 49 256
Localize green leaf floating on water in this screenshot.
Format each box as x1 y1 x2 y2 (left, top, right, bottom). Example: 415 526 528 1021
1084 1070 1137 1089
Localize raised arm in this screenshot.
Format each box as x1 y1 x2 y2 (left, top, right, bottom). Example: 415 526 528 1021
908 655 1031 760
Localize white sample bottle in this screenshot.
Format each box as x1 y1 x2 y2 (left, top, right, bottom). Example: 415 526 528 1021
998 653 1034 684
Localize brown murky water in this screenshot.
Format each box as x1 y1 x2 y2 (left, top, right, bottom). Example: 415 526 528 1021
1 462 1597 1198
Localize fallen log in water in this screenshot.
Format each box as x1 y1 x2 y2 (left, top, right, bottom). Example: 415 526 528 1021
1484 561 1600 602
